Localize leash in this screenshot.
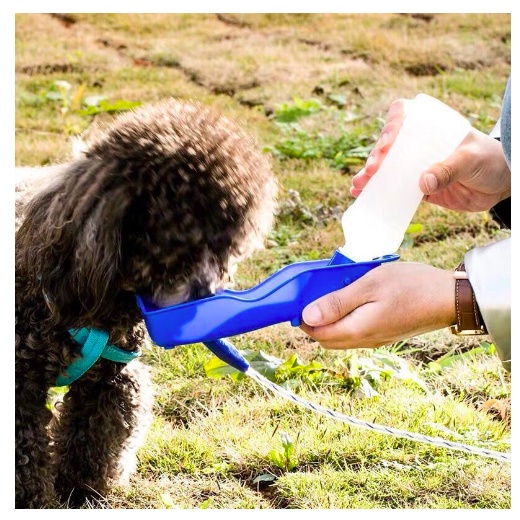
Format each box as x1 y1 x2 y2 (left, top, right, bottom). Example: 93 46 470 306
206 338 511 463
246 366 511 462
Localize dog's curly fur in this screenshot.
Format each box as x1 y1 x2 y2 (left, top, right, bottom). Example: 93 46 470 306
15 99 277 508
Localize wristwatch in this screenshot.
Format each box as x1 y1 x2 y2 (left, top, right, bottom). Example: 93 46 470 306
450 262 488 335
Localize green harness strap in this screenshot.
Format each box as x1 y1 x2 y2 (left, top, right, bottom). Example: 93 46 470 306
55 328 141 387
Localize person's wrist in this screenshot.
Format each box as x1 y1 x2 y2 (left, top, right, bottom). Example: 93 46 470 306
439 268 457 329
405 264 456 332
498 184 511 203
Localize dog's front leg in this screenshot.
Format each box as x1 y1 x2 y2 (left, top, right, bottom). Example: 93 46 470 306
51 360 153 507
15 366 56 508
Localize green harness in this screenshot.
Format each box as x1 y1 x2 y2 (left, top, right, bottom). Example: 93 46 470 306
55 328 141 387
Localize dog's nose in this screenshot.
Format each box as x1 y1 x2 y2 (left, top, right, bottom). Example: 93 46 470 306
189 283 213 301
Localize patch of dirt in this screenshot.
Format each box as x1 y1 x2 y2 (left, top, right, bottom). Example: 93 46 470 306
16 13 131 73
155 382 233 428
96 38 128 51
153 58 260 97
392 335 484 365
405 63 447 77
230 465 291 508
210 33 241 43
299 38 333 52
234 93 268 110
17 63 85 75
340 49 373 63
216 14 252 29
403 13 435 23
454 59 492 71
49 13 77 27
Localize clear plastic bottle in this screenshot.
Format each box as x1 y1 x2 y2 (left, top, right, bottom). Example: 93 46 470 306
340 94 472 262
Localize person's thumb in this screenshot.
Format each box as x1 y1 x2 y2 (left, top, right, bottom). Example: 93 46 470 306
420 161 459 195
302 290 350 327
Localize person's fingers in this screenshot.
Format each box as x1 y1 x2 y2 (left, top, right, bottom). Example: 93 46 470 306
362 149 384 175
301 279 372 328
422 181 480 211
355 99 409 179
350 186 361 198
420 162 459 195
351 165 376 197
301 298 398 350
351 168 371 189
301 289 350 327
376 99 409 153
350 98 410 198
300 304 373 349
386 98 409 121
351 147 387 197
419 132 479 195
374 123 397 155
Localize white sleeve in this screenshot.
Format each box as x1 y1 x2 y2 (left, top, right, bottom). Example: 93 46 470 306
464 237 511 371
489 117 501 139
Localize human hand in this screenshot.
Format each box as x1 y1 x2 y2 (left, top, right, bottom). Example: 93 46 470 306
300 262 456 349
351 99 511 212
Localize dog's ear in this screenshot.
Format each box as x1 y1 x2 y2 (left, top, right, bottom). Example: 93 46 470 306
70 174 132 324
16 157 132 327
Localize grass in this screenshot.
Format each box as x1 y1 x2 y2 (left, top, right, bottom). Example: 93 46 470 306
15 13 511 510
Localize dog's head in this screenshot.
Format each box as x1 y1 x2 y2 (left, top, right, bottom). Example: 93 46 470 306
17 99 277 329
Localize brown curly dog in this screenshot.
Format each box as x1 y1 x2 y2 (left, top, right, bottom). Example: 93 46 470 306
15 99 277 508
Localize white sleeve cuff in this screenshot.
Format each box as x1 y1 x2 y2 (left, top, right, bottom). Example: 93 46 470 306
489 118 501 139
464 237 511 370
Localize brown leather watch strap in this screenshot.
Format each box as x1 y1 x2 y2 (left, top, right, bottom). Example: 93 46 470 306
451 262 488 335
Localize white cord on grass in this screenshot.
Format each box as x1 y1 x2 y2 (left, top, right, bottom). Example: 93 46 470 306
245 367 511 462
